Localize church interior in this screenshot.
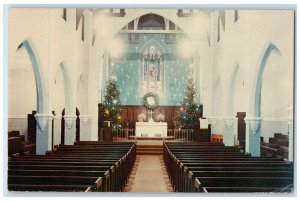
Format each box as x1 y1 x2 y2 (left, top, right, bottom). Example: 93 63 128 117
6 8 295 193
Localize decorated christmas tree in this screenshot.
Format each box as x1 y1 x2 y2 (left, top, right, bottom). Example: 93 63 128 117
102 76 124 128
176 78 203 129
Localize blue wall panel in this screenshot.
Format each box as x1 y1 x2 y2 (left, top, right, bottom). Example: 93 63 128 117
108 33 190 106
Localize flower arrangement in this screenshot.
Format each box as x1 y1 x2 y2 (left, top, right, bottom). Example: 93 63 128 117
156 113 165 122
138 113 146 122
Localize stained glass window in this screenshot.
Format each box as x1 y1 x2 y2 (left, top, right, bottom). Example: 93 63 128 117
140 41 164 97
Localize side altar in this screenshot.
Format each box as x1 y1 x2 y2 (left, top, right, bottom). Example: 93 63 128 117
135 122 167 137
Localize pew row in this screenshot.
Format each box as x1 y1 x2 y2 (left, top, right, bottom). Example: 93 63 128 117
163 141 294 193
8 141 136 192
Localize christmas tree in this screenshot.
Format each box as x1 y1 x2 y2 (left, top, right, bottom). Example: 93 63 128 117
102 76 124 128
176 78 203 129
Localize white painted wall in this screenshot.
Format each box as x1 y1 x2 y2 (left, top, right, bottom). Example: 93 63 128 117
8 8 94 151
204 10 294 152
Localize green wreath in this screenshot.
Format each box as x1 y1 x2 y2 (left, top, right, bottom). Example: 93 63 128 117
143 92 159 110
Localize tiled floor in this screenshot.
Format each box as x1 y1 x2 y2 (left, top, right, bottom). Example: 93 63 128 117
124 155 174 192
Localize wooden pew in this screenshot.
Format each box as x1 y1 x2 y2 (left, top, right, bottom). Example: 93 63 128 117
8 175 103 192
203 186 292 193
8 184 92 192
178 158 291 192
8 169 110 192
8 142 136 192
189 170 293 192
8 137 21 156
177 161 292 192
194 176 293 192
163 141 294 193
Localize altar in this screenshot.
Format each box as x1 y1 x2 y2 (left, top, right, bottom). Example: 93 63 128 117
135 122 167 137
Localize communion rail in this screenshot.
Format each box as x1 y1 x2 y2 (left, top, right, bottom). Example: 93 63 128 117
110 129 194 141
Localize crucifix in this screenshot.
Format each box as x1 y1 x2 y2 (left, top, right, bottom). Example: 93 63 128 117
148 110 154 122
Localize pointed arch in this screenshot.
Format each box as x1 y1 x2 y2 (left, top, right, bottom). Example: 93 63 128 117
16 38 47 113
117 11 184 34
254 42 281 117
137 13 166 30
76 73 88 115
60 61 73 115
227 63 240 115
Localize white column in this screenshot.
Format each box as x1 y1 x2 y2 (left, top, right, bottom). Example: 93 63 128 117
64 115 77 145
245 117 262 156
80 115 94 141
223 117 235 146
207 116 221 135
288 119 293 161
53 115 62 147
34 113 54 155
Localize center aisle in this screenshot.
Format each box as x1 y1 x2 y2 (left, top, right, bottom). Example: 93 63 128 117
124 155 174 192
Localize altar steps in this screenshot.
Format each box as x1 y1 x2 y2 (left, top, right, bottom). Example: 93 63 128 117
136 144 163 155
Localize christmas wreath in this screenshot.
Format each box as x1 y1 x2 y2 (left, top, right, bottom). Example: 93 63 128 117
143 92 159 110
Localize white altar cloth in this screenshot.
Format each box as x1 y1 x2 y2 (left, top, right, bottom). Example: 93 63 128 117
135 122 167 137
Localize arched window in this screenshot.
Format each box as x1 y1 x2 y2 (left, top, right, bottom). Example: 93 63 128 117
140 40 164 97
138 14 165 30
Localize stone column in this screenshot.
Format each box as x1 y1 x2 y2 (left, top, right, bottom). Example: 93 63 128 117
288 119 293 161
53 115 62 147
223 117 236 146
245 117 262 156
80 115 94 141
64 115 77 145
34 113 54 155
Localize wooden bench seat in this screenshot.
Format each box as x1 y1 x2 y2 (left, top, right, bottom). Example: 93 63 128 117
8 169 110 192
9 157 122 162
190 170 292 178
9 164 112 171
184 165 293 172
203 186 289 193
196 176 293 188
8 184 92 192
8 160 120 192
176 157 283 161
74 141 134 145
188 170 293 192
8 175 102 192
9 160 118 165
179 161 291 167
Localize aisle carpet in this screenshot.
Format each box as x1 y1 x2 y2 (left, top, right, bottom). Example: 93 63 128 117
124 155 174 192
